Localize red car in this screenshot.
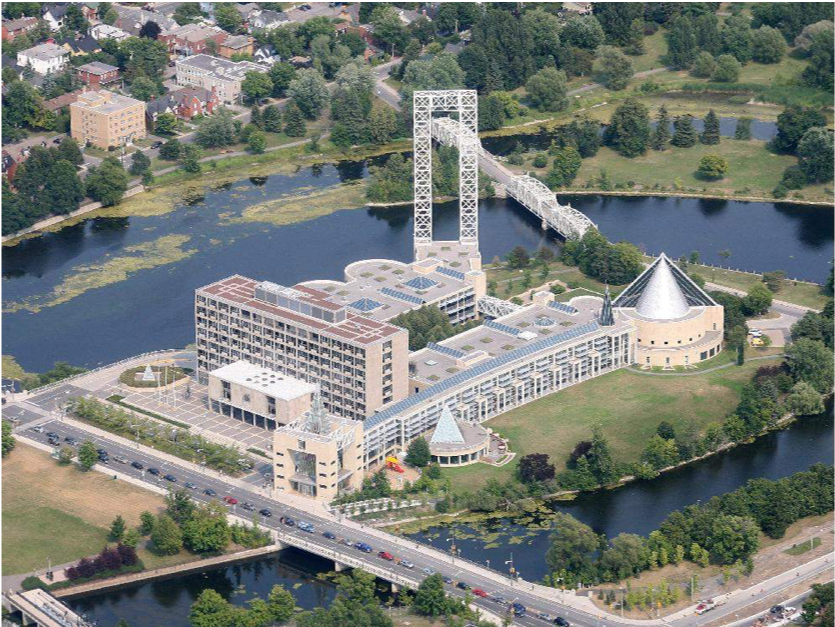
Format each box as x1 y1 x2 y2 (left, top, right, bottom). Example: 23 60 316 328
378 551 394 561
472 589 489 598
223 496 238 505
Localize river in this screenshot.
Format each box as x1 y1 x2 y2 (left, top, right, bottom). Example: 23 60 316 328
2 158 831 372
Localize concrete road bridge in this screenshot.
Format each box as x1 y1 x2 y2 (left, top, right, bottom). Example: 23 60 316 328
431 116 596 240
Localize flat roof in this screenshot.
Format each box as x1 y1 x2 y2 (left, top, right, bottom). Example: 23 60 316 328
177 54 266 81
210 360 315 400
19 42 67 60
409 295 630 384
73 90 144 113
199 276 404 346
78 61 118 74
297 256 476 322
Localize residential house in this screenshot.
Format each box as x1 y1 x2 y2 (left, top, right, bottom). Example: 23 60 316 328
113 5 177 36
249 10 290 32
563 2 594 15
236 3 261 24
147 2 186 18
2 135 51 182
77 61 120 87
146 86 219 123
41 3 69 32
290 56 312 69
81 3 99 21
175 54 266 104
17 42 69 75
90 23 130 42
253 45 279 67
70 89 146 148
1 17 38 42
57 34 101 56
219 34 254 59
43 89 84 112
159 23 228 57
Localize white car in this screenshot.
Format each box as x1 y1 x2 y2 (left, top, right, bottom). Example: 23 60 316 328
748 328 763 337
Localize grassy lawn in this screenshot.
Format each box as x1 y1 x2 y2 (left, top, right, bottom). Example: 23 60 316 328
442 356 782 496
692 263 830 310
485 261 626 301
628 29 669 73
2 443 167 575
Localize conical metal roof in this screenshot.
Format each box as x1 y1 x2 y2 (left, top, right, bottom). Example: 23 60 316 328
634 254 690 320
430 406 465 445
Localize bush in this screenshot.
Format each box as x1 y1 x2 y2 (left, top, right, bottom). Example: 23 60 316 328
532 154 548 168
21 576 48 591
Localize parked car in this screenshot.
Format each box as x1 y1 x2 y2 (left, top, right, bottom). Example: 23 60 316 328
184 482 197 490
46 432 59 439
554 617 570 627
163 474 177 482
298 521 315 533
492 597 508 606
442 576 453 585
259 508 272 517
456 582 469 590
113 455 128 464
151 141 163 149
748 328 763 337
223 496 238 505
30 426 44 433
322 531 336 540
378 551 394 561
538 612 551 621
241 502 255 511
148 467 160 476
422 567 435 575
281 517 295 526
52 137 62 144
64 436 78 446
512 602 527 616
341 538 354 546
770 606 785 614
472 589 488 598
399 560 415 569
355 542 372 553
204 488 217 496
132 461 144 470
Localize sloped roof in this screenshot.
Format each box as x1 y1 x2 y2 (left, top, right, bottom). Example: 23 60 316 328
429 406 465 445
613 253 717 320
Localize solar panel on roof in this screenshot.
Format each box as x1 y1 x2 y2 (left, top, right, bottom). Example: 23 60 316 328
380 287 424 305
427 342 465 359
436 266 465 281
349 298 383 312
404 276 437 291
366 321 601 428
484 320 520 336
549 301 578 314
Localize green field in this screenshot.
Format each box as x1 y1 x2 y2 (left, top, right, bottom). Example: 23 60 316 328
442 355 782 495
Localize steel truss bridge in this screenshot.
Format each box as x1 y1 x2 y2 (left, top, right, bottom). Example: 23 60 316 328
430 115 596 240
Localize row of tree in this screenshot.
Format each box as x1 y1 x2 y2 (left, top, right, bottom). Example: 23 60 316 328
544 463 833 586
65 543 139 582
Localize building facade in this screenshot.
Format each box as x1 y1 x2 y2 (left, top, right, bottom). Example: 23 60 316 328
175 54 266 104
70 90 146 149
76 62 120 87
2 17 38 42
17 43 68 75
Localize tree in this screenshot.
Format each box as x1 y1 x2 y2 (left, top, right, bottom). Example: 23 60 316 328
797 128 834 183
368 105 397 145
266 585 296 623
166 488 197 525
189 589 236 627
182 501 231 553
698 155 729 179
263 105 282 133
57 446 74 464
785 338 834 393
139 511 155 535
671 115 698 148
651 106 671 151
586 426 617 484
691 52 717 77
122 528 141 550
802 27 834 91
287 70 328 120
712 54 742 82
3 80 48 129
625 18 646 55
196 109 237 148
667 15 698 69
786 381 825 416
214 3 243 33
45 160 85 215
525 68 568 112
506 245 530 268
413 573 449 617
561 15 605 50
479 93 506 132
85 158 129 207
406 437 431 468
735 117 753 140
268 62 297 99
159 139 182 160
247 129 266 154
153 112 178 136
641 435 680 470
370 4 407 55
1 421 15 458
721 15 753 64
605 98 651 157
751 26 787 64
151 513 183 555
695 13 723 55
180 144 202 173
242 71 273 103
109 515 126 541
519 453 556 483
282 101 306 137
742 284 773 316
701 110 721 145
595 46 633 91
130 76 159 102
773 107 827 154
546 147 582 188
594 3 644 45
522 8 562 60
791 311 833 349
795 20 835 52
129 151 151 176
77 441 98 470
56 138 84 166
707 515 760 565
599 534 648 581
546 513 600 580
656 421 677 440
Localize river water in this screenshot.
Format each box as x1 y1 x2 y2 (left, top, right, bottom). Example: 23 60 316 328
2 159 831 372
11 148 824 626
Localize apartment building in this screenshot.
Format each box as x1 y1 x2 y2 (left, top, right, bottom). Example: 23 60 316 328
159 23 228 57
76 62 120 87
175 54 266 104
195 276 410 421
70 90 146 149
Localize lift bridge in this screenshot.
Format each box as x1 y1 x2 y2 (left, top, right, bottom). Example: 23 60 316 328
430 115 596 240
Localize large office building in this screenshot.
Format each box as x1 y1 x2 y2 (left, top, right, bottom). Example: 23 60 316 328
193 90 722 501
175 54 267 104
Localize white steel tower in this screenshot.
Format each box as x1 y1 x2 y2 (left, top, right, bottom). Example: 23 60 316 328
412 90 479 251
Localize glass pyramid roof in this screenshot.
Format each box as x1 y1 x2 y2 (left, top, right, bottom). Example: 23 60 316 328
429 406 465 444
349 297 383 312
404 276 437 291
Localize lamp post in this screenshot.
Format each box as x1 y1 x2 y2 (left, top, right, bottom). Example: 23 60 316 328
506 553 516 585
